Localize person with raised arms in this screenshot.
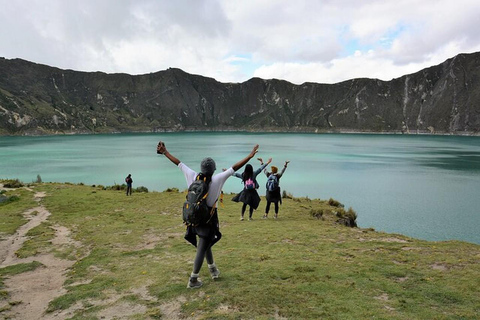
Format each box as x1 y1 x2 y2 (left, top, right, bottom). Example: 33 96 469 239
157 141 259 288
263 160 290 219
232 157 272 221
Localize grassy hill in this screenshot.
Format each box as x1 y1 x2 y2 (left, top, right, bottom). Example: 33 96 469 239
1 182 479 319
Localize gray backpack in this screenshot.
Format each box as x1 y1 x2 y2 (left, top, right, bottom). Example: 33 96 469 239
266 174 279 192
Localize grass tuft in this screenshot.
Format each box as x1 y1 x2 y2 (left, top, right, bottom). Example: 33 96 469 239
328 197 344 207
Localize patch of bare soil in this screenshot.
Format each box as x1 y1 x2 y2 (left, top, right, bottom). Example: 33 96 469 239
1 188 171 319
159 295 187 319
0 190 77 320
97 301 148 319
358 237 409 243
431 263 449 271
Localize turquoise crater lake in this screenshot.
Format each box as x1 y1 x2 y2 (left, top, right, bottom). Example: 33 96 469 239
1 132 480 244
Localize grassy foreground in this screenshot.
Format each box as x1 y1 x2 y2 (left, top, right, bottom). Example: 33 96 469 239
1 183 479 319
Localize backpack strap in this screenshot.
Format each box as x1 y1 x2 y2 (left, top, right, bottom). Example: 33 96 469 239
196 174 209 201
195 173 215 223
205 201 217 224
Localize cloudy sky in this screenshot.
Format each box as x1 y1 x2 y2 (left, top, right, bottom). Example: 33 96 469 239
1 0 480 84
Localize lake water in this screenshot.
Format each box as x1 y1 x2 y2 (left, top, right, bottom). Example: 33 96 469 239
1 132 480 244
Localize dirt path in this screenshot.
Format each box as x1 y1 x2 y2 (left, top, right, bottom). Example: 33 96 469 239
0 186 184 319
0 189 76 320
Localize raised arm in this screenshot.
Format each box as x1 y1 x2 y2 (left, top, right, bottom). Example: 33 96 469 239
277 160 289 178
233 172 243 179
232 144 259 171
255 158 272 175
157 141 180 166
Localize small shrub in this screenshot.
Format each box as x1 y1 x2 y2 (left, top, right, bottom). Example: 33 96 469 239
165 187 179 192
135 186 149 193
282 190 293 199
2 179 24 188
106 184 126 191
328 198 344 208
0 195 20 205
35 174 42 183
335 207 357 227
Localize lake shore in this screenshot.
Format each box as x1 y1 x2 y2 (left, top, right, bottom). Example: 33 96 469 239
2 126 480 137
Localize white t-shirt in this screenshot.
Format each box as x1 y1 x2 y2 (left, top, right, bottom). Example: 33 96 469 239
178 162 234 207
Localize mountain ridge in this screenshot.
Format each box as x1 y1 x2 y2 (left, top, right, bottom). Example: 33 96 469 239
1 52 479 135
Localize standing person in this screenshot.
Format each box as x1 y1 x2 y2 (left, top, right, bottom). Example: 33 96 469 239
157 141 259 289
125 174 133 196
263 161 290 219
232 157 272 221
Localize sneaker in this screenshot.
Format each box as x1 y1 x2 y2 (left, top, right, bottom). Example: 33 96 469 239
240 217 244 221
262 215 268 219
187 277 203 289
274 214 278 219
209 266 220 279
249 217 253 221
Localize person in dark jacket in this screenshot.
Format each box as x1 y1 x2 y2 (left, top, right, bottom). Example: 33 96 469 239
157 141 259 289
232 158 272 220
263 161 289 219
125 174 133 196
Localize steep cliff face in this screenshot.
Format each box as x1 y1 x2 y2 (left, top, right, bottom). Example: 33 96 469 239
1 52 479 135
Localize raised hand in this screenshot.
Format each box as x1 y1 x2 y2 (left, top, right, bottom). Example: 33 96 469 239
157 141 166 154
249 144 259 158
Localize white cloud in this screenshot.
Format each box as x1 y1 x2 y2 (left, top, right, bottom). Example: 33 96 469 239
1 0 480 84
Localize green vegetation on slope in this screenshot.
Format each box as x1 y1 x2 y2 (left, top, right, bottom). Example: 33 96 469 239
1 183 479 319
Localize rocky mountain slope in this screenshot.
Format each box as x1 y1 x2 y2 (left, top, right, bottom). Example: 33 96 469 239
1 52 479 135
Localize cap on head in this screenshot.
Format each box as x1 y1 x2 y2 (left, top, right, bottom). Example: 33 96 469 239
200 157 216 176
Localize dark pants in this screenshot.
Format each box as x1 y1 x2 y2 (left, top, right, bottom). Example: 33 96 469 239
242 203 255 218
193 236 214 274
185 209 221 275
265 201 279 214
126 184 132 195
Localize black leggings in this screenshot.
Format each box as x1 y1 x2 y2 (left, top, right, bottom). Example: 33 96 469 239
265 201 279 214
193 236 214 274
242 203 254 218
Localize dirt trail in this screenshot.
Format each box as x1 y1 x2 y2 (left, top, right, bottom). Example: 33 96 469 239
0 186 182 319
0 188 76 320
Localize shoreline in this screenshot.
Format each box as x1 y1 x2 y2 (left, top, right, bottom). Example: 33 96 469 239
2 181 479 246
1 127 480 137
